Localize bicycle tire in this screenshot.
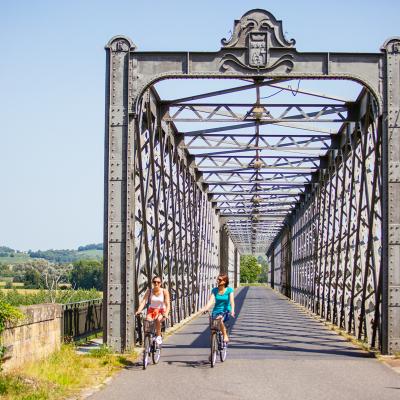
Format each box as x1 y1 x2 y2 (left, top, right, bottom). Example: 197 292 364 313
219 333 227 362
143 335 151 370
210 333 217 368
152 341 161 364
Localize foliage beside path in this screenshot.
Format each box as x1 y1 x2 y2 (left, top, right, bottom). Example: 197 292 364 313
0 288 102 306
0 344 138 400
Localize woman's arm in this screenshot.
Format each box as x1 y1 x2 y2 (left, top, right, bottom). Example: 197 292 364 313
163 289 171 316
229 291 235 317
202 293 215 312
135 289 150 314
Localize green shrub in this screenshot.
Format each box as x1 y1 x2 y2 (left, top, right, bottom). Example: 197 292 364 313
0 300 25 364
0 301 24 332
0 289 102 307
88 344 113 358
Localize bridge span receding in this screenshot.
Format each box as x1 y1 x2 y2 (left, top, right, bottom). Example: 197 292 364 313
104 9 400 355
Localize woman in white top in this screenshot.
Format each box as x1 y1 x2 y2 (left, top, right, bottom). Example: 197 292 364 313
136 276 170 344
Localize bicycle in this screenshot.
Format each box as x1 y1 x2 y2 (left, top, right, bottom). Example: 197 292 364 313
207 311 229 367
139 314 163 370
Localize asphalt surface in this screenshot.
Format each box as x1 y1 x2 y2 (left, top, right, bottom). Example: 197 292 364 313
89 287 400 400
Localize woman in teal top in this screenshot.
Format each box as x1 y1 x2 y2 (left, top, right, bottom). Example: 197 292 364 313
203 273 235 342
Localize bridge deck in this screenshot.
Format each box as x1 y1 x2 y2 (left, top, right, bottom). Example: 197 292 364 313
89 287 400 400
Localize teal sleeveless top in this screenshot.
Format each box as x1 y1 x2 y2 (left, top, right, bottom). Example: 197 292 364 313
212 286 234 314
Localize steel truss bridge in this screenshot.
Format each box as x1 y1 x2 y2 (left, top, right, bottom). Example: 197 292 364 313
104 9 400 355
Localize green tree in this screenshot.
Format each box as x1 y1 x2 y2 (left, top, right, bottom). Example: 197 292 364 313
257 255 269 283
70 260 103 290
23 268 43 288
240 255 262 283
77 243 103 251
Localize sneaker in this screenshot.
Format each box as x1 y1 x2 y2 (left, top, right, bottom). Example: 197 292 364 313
155 336 163 345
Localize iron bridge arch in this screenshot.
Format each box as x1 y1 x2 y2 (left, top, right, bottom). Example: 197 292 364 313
104 9 400 354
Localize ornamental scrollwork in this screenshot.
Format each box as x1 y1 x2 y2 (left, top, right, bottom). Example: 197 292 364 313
219 9 296 72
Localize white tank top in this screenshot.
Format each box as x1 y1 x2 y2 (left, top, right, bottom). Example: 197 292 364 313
149 290 164 309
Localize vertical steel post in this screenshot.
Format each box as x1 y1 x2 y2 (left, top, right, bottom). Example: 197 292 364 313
270 247 275 289
219 224 229 274
104 37 136 352
382 38 400 354
234 248 239 288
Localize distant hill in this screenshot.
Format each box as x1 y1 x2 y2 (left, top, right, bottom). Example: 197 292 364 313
0 244 103 264
77 243 103 251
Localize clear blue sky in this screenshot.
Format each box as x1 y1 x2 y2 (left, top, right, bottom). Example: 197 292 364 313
1 0 399 251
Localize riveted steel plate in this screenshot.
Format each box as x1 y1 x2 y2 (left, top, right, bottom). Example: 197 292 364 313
109 284 123 305
389 162 400 183
110 107 127 126
389 224 400 245
389 287 400 307
109 222 124 242
389 245 400 285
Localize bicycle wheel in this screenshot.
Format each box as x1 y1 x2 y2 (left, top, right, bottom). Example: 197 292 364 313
219 332 227 362
152 341 161 364
143 335 151 370
210 333 218 368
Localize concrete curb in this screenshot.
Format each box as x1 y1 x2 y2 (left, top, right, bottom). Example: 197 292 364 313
379 356 400 375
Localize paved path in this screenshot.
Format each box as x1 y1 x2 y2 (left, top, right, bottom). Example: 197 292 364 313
89 287 400 400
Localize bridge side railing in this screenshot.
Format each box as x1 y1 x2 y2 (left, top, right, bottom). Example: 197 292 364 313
61 299 103 341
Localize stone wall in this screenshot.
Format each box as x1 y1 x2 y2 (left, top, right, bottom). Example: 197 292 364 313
1 303 62 371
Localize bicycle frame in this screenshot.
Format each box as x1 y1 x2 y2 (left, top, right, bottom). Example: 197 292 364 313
207 312 229 367
140 315 162 369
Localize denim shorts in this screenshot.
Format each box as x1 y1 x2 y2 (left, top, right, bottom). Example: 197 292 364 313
212 311 230 322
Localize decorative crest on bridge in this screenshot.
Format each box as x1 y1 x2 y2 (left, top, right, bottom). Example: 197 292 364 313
220 9 296 72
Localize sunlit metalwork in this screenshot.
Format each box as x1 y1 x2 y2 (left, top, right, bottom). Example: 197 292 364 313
104 9 400 355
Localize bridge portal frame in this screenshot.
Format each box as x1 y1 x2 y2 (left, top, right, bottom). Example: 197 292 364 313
104 9 400 354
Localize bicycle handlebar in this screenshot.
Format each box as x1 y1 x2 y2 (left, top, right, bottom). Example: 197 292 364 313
136 311 169 320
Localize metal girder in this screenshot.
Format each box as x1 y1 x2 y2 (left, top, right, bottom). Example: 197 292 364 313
104 9 399 355
166 103 349 123
382 38 400 355
268 91 385 351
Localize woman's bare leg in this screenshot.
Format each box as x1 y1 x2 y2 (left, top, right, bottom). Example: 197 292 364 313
220 321 229 342
145 316 159 336
156 316 162 337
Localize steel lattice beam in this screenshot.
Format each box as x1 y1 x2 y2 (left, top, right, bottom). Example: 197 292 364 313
104 9 400 355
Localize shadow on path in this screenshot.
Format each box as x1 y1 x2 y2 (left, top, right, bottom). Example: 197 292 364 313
160 286 369 369
88 286 400 400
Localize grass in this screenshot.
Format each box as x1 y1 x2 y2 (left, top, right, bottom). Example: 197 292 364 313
76 249 103 261
0 289 42 295
0 344 138 400
0 278 24 288
0 283 24 287
0 288 102 306
240 282 268 286
0 254 32 264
